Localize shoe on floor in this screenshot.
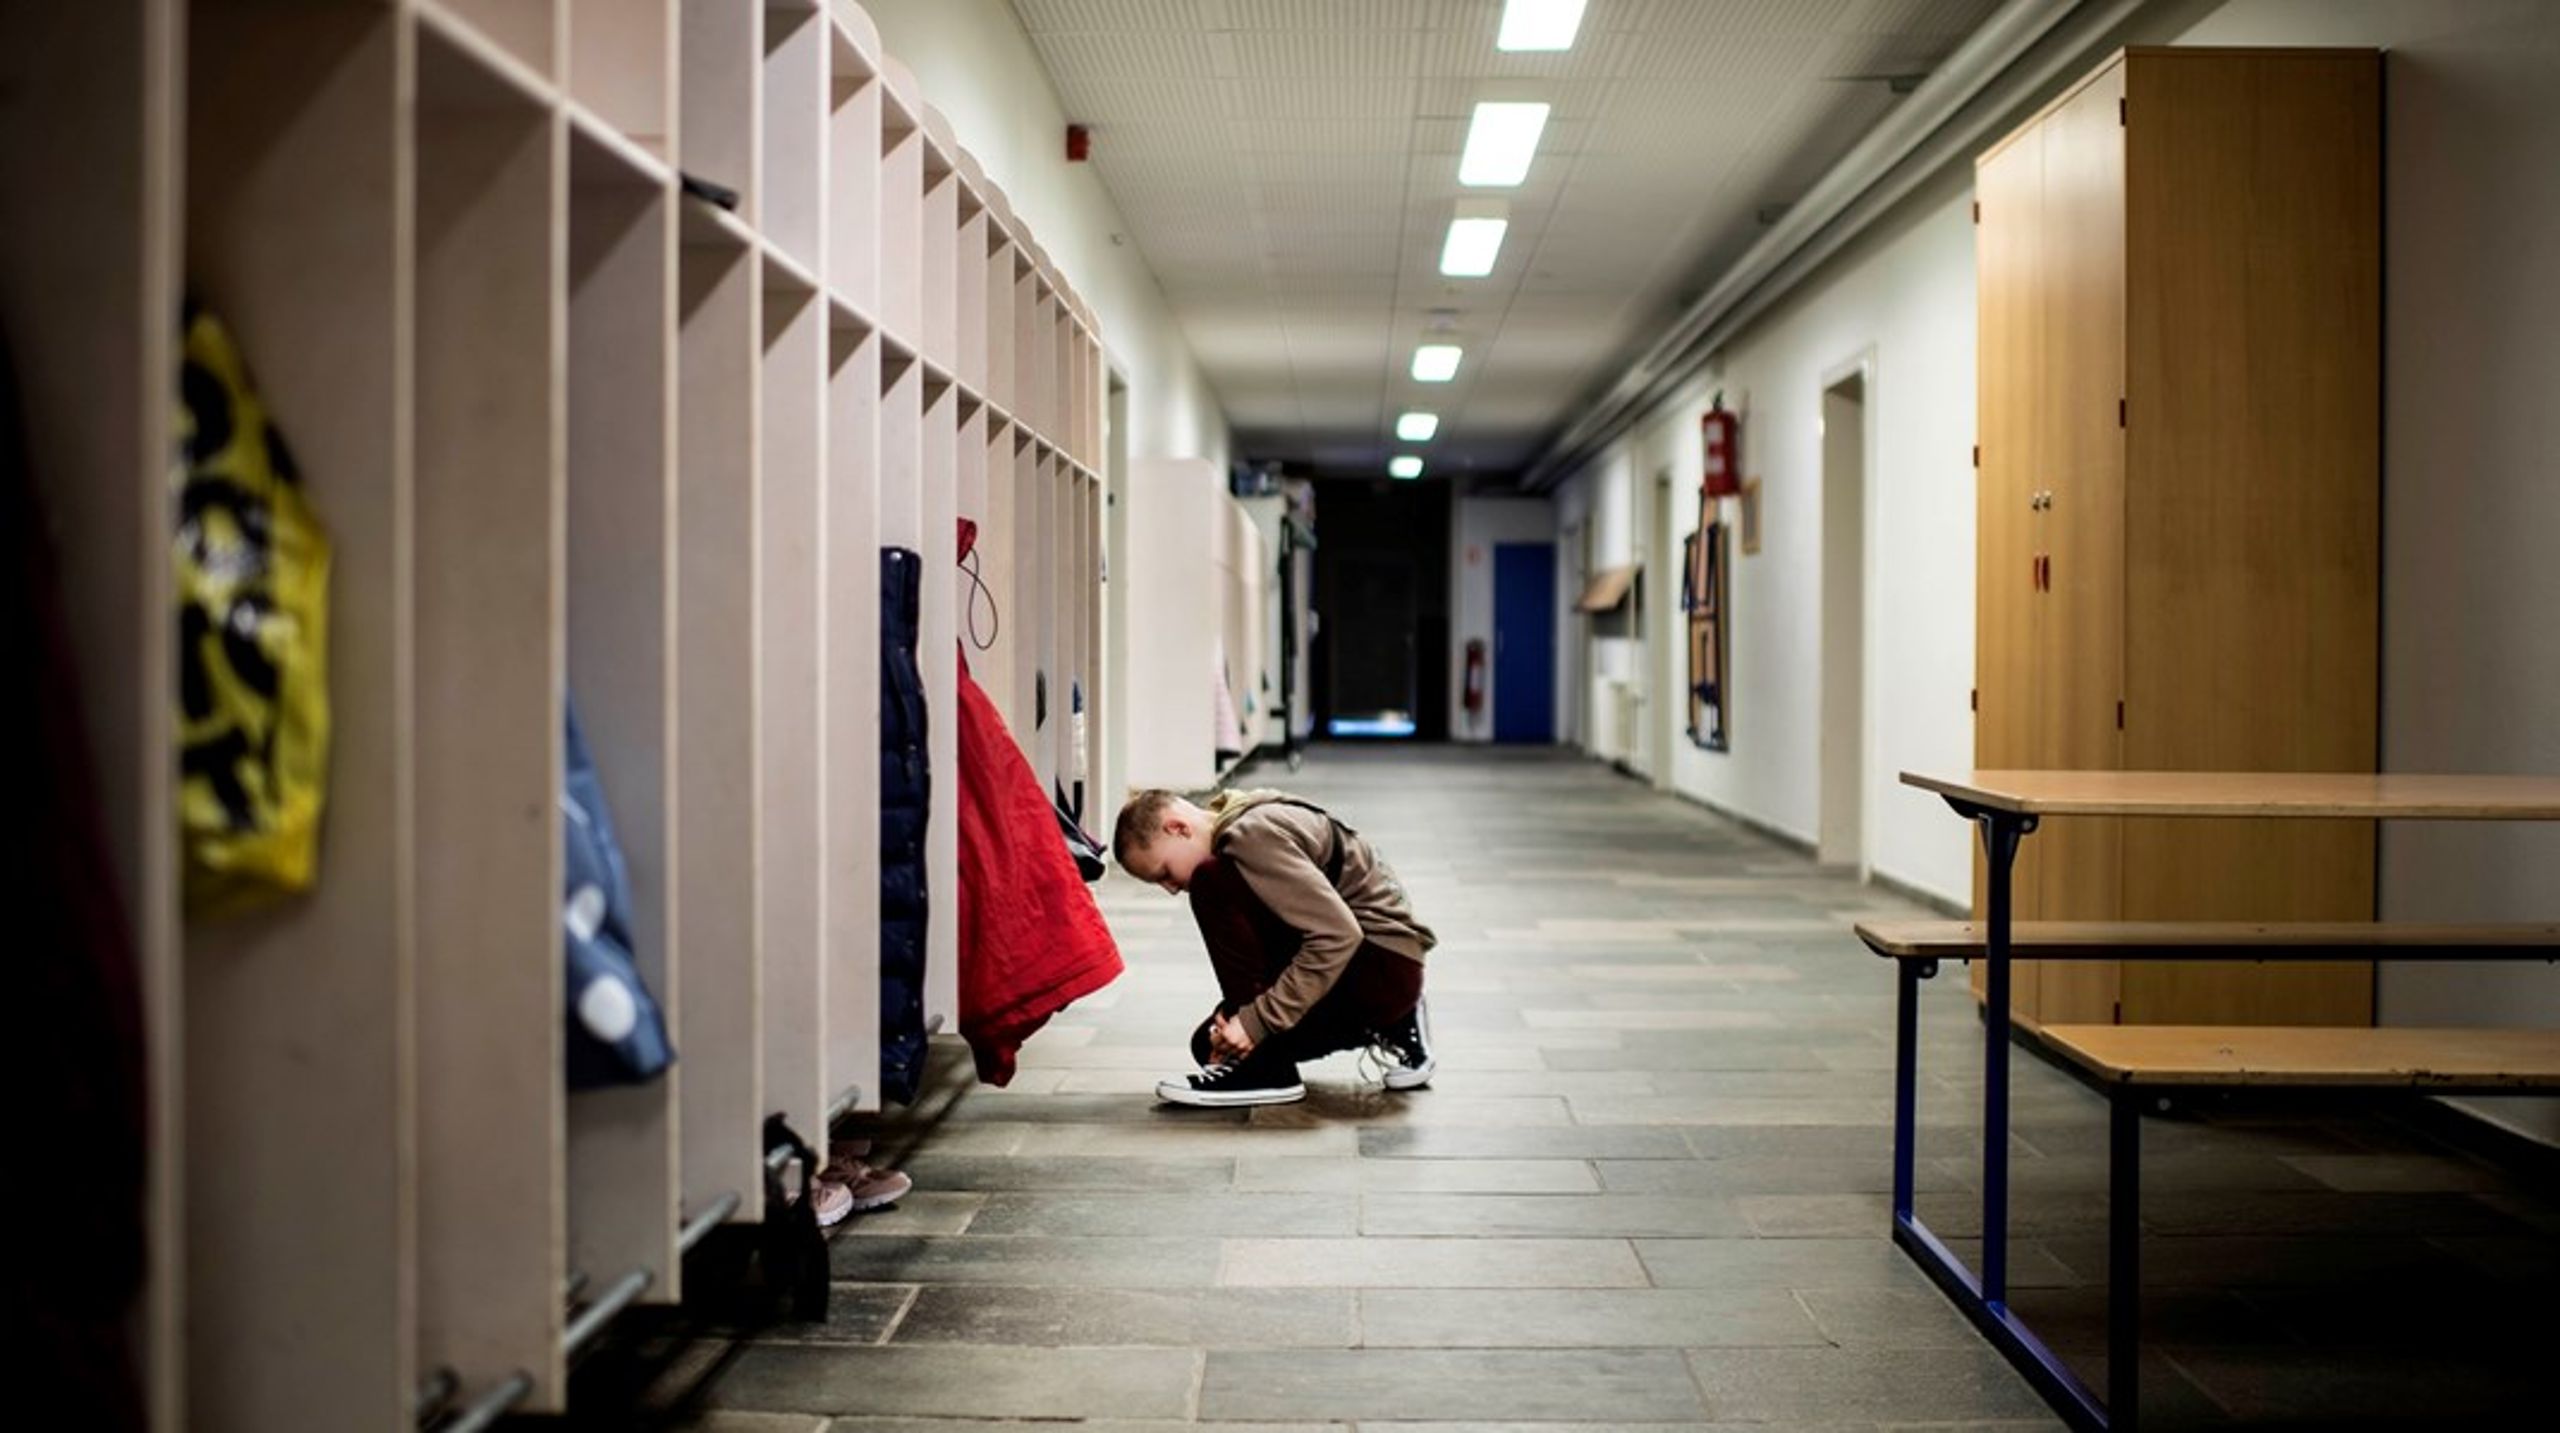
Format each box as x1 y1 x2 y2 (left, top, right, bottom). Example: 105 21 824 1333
820 1144 912 1212
834 1163 912 1212
1374 997 1436 1090
797 1175 853 1229
1157 1057 1306 1108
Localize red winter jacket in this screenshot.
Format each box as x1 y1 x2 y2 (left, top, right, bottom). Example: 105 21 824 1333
956 521 1121 1082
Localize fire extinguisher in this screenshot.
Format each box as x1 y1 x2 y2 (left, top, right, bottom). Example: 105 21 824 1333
1701 396 1741 500
1464 638 1488 721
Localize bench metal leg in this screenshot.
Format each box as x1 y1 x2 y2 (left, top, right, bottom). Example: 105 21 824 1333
1893 955 1924 1219
1969 805 2034 1302
1890 799 2110 1428
2109 1088 2142 1427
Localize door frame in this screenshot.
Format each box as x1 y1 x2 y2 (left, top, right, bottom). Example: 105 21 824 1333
1819 348 1880 877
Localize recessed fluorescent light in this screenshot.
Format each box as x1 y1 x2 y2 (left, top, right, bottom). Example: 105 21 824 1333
1498 0 1587 52
1412 344 1462 382
1440 216 1508 277
1396 411 1440 442
1389 455 1426 480
1460 101 1550 187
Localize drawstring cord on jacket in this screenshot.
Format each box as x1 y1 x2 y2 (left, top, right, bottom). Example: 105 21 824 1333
961 547 999 651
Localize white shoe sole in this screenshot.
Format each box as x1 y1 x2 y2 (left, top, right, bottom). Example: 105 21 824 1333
1383 1058 1435 1091
844 1178 911 1212
1155 1079 1307 1108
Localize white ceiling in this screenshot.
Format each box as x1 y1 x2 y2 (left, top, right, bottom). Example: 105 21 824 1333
1013 0 2004 481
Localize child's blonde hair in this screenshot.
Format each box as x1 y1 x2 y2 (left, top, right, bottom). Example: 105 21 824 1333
1112 789 1184 868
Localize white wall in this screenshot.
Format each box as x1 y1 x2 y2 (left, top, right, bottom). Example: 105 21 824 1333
856 0 1228 470
1553 169 1979 895
1551 0 2560 1140
2170 0 2560 1140
1123 458 1221 792
1447 497 1560 743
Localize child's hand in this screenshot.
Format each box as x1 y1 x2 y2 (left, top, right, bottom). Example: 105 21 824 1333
1210 1011 1255 1062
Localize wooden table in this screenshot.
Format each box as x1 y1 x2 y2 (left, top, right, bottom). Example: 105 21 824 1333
1890 770 2560 1432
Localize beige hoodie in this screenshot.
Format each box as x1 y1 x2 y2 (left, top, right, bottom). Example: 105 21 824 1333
1208 790 1435 1043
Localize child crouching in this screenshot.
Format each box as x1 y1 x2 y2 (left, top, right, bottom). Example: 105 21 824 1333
1113 788 1436 1107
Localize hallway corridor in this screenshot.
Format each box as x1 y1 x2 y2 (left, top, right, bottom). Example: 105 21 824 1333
609 749 2555 1433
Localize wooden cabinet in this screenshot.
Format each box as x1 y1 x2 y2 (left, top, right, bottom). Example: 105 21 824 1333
1972 48 2381 1028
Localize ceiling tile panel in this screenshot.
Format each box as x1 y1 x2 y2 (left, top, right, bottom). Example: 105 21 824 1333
1226 116 1413 153
1032 29 1230 77
1212 0 1463 30
1008 0 2002 475
1226 31 1424 77
1220 75 1420 117
1617 0 1857 35
1014 0 1210 31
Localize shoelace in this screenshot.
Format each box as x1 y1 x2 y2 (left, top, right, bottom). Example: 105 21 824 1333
1357 1034 1416 1086
1356 1045 1391 1086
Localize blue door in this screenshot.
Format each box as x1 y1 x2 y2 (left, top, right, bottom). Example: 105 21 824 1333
1492 543 1556 744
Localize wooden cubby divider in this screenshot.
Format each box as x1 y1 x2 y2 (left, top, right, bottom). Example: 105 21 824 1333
825 311 883 1116
563 122 683 1309
760 262 829 1148
920 372 961 1032
985 190 1019 416
680 0 757 227
983 421 1026 733
183 4 417 1426
878 60 925 348
955 153 991 395
1022 442 1045 782
414 20 568 1410
567 0 673 160
762 0 825 278
0 1 1110 1426
827 15 881 318
434 0 563 83
1085 473 1105 808
675 209 763 1233
921 108 962 372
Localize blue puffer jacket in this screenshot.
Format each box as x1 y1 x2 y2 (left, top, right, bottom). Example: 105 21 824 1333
878 547 929 1104
563 700 674 1089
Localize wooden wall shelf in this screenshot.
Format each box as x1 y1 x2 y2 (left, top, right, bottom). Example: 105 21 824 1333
0 2 1110 1428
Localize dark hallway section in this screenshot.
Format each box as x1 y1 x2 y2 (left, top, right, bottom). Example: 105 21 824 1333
1311 480 1450 742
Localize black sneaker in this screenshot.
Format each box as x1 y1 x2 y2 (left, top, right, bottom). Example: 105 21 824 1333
1157 1056 1306 1108
1373 997 1436 1091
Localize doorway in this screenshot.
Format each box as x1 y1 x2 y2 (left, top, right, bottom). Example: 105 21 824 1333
1819 364 1869 870
1493 542 1556 744
1331 554 1419 735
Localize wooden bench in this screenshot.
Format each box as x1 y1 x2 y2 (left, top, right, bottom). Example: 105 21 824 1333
2026 1021 2560 1433
1854 918 2560 963
1879 772 2560 1430
2037 1023 2560 1089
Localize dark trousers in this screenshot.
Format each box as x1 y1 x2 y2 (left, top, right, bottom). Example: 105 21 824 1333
1187 856 1423 1068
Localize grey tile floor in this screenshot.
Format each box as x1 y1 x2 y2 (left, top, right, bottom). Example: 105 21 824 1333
560 747 2558 1431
